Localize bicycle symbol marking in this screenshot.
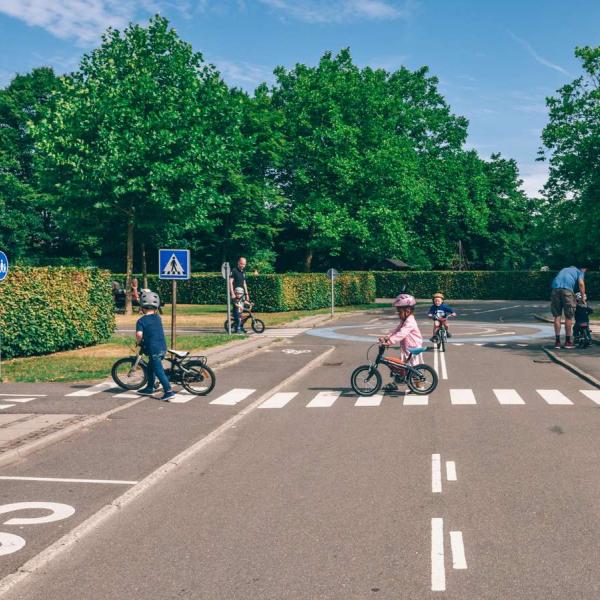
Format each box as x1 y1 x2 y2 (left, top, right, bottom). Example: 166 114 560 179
0 502 75 557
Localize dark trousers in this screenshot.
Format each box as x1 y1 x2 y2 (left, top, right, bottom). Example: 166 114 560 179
233 306 243 332
147 353 171 392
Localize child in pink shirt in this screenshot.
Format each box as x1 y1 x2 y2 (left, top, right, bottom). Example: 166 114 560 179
379 293 424 365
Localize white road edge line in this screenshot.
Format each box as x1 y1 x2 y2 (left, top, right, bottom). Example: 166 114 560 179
0 345 336 597
433 345 439 375
0 476 138 485
431 518 446 591
450 531 467 569
446 461 457 481
439 349 448 380
432 454 442 493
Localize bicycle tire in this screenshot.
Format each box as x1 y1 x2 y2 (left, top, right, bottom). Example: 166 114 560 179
251 318 265 334
351 365 382 396
440 331 446 353
224 319 232 333
182 361 216 396
111 357 148 390
406 364 438 395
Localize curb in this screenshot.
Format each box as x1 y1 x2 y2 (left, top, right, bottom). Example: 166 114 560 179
542 348 600 389
0 345 336 597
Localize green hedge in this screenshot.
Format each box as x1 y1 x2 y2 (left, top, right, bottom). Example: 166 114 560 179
373 270 600 300
114 272 376 311
0 267 115 359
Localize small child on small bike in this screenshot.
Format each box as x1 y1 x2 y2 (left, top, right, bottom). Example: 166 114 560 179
233 287 252 333
428 293 457 342
574 291 593 347
379 292 423 359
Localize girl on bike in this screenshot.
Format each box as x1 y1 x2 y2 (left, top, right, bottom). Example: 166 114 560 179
379 293 424 371
428 292 456 341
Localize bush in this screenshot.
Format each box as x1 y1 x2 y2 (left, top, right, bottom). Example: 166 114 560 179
114 272 376 311
0 267 115 359
373 270 600 300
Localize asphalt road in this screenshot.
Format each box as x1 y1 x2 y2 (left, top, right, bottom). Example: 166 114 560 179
1 300 599 599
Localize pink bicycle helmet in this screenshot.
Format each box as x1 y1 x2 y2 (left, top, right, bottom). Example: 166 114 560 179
393 293 416 308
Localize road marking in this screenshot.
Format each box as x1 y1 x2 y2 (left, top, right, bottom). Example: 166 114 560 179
259 392 298 409
209 388 255 406
495 343 508 346
2 397 37 404
580 390 600 404
453 343 464 346
432 454 442 493
0 394 46 397
404 395 428 405
480 333 515 338
354 394 383 407
470 305 521 314
306 391 340 408
433 345 439 374
261 328 309 338
0 533 25 557
517 343 529 347
474 343 484 346
450 389 477 405
0 406 15 411
446 461 457 481
450 531 467 569
431 518 446 591
537 389 573 405
0 476 138 485
493 389 525 405
439 349 448 380
66 381 115 397
113 392 144 398
167 392 197 404
0 502 75 525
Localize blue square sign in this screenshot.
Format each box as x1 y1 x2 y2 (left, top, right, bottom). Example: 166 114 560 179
159 249 190 280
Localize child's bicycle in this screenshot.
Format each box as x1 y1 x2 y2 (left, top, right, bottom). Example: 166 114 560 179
111 347 216 395
431 314 452 352
350 344 438 397
223 303 265 334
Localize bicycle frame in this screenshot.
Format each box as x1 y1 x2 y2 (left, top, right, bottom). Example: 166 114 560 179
128 347 207 384
370 345 422 381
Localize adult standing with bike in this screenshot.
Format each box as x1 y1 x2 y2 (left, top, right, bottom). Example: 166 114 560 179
229 257 250 334
551 266 587 349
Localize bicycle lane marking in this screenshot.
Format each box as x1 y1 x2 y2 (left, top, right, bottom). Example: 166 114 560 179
0 345 335 597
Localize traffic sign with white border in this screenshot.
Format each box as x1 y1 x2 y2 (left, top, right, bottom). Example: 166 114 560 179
159 249 190 280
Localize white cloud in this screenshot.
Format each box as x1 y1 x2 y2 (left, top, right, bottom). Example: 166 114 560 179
212 58 274 90
258 0 417 23
0 0 190 44
508 31 571 77
519 162 548 198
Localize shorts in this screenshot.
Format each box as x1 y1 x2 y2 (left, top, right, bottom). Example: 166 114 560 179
551 288 576 319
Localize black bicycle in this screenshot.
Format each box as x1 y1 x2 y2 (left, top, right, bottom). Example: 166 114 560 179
111 347 216 395
351 344 438 396
431 314 451 352
224 303 265 334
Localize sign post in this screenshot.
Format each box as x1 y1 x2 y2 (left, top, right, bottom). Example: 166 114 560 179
159 249 190 349
326 268 339 317
0 251 8 379
221 262 231 335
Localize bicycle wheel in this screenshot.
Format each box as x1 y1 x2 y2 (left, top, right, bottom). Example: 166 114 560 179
182 361 216 396
224 319 232 333
406 364 438 395
440 331 446 353
111 357 148 390
351 365 382 396
251 318 265 334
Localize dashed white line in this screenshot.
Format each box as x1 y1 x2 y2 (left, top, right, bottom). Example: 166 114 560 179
259 392 298 409
450 531 467 569
431 518 446 591
404 395 428 405
66 381 115 397
209 388 255 406
580 390 600 404
432 454 442 493
354 394 383 407
446 461 457 481
306 391 341 408
493 389 525 405
537 389 573 405
450 389 477 405
439 349 448 380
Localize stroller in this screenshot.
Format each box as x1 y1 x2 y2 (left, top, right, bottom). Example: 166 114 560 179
574 292 594 348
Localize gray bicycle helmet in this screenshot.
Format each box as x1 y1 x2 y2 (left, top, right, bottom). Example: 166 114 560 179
140 290 160 309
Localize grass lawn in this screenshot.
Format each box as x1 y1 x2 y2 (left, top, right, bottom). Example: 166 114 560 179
115 303 380 329
1 334 242 383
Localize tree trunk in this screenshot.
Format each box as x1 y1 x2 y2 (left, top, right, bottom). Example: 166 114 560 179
304 246 314 273
141 242 148 289
124 212 135 315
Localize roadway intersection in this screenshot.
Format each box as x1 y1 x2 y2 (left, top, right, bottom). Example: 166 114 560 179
0 300 599 599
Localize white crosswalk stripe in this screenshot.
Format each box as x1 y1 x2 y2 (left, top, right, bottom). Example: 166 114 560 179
259 392 298 409
493 389 525 405
580 390 600 404
450 389 477 405
355 394 383 407
306 391 341 408
0 405 16 410
537 389 573 405
210 388 255 406
1 397 38 404
167 392 197 404
404 395 428 405
66 381 116 397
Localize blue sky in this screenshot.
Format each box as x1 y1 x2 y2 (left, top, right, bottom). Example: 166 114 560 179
1 0 598 196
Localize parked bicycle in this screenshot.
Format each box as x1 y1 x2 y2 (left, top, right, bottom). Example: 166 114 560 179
224 303 265 334
351 344 438 397
111 347 216 395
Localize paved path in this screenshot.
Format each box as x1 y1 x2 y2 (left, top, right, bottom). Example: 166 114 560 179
0 302 599 599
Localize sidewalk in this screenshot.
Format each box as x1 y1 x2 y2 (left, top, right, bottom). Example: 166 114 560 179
543 344 600 388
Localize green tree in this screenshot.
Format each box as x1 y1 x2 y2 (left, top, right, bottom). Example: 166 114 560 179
33 16 239 311
540 45 600 266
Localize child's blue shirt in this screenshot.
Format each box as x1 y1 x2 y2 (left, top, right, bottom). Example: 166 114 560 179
428 303 455 318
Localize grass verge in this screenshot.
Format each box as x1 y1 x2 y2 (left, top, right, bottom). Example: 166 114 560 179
1 334 243 383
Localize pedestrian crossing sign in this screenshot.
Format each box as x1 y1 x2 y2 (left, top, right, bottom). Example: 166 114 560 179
159 249 190 280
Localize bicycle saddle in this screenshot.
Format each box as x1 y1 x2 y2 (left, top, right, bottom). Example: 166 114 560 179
168 349 189 358
408 347 426 355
